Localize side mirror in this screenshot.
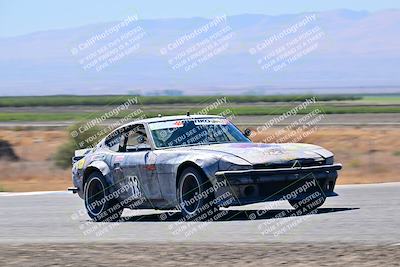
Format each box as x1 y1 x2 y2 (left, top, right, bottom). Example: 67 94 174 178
243 128 252 137
137 135 145 144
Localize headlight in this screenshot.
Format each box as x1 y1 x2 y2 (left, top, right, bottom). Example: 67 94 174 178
313 148 334 160
325 156 334 165
218 156 252 171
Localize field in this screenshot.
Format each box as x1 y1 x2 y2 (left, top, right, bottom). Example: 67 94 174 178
1 106 400 122
0 95 362 107
0 126 399 192
354 95 400 104
0 94 399 122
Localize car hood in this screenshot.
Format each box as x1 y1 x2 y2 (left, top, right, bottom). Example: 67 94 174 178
187 142 333 165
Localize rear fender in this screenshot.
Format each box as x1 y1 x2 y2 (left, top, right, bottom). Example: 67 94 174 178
84 161 112 186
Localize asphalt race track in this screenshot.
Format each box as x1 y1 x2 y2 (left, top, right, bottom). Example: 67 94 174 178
0 182 399 244
1 183 400 266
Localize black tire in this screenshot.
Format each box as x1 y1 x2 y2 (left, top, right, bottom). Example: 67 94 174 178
177 167 216 221
288 195 326 213
84 171 123 222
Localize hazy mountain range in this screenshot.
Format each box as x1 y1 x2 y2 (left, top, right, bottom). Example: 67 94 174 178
0 9 399 96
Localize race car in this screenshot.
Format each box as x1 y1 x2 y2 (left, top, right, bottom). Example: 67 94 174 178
69 114 342 222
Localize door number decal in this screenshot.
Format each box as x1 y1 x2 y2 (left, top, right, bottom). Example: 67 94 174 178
127 176 142 198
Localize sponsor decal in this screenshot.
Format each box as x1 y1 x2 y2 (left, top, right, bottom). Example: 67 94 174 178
149 118 229 130
114 155 125 162
77 159 85 169
266 148 284 155
192 118 229 125
145 164 156 171
90 154 104 161
174 120 184 127
149 120 185 130
145 152 157 166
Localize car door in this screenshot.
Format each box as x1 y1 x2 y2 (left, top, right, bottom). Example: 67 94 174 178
119 124 163 202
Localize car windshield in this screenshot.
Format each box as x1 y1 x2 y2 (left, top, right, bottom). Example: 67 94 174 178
149 118 251 148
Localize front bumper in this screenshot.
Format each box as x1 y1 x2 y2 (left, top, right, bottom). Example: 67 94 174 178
214 163 342 206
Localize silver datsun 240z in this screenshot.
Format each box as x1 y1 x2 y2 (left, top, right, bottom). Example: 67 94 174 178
70 115 342 221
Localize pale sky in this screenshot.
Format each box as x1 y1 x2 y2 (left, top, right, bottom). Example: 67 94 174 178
0 0 399 37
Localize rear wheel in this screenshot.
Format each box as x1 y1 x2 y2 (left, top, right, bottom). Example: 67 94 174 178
177 167 216 221
84 171 123 222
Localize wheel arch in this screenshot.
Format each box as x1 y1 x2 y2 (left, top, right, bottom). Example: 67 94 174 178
83 161 111 186
176 161 210 189
83 167 100 186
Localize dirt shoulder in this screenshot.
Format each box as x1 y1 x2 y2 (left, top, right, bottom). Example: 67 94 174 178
0 243 399 266
0 126 400 192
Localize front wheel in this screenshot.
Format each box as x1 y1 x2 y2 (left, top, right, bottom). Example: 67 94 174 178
84 171 123 222
177 167 216 221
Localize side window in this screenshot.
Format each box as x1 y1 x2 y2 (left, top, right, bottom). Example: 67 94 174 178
105 130 122 152
105 125 151 152
126 125 151 152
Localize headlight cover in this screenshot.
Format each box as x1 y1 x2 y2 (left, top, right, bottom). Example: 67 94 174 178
313 148 334 160
218 155 252 171
324 156 334 165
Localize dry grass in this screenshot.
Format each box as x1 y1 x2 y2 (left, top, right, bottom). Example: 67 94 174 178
0 130 70 191
0 127 399 191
